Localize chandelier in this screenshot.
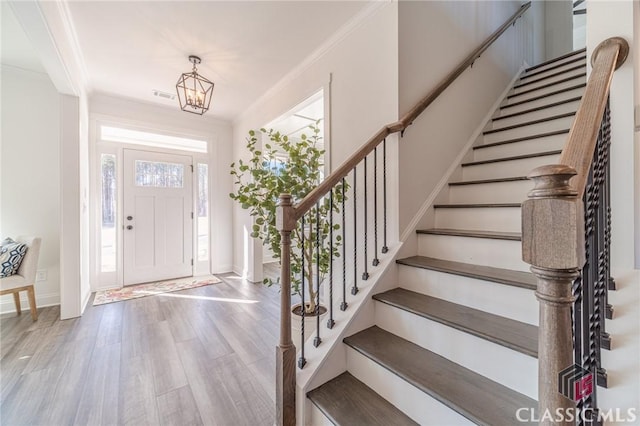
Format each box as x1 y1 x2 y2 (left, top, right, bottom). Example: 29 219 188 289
176 55 214 115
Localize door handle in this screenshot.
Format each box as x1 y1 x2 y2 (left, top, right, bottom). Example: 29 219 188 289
126 225 133 230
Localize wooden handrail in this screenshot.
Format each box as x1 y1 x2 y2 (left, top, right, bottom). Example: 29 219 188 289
292 2 531 221
559 37 629 198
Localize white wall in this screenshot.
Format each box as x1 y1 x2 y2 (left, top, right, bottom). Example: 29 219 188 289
586 0 640 413
397 1 542 235
1 66 61 312
544 0 573 60
231 3 399 281
89 94 234 280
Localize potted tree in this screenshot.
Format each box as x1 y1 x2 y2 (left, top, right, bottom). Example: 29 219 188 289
230 123 346 345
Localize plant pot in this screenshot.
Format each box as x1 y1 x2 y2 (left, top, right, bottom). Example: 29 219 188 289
291 303 328 352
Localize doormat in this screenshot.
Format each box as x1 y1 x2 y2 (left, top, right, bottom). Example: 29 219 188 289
92 275 222 306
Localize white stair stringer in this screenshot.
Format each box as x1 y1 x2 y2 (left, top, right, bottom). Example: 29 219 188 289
345 346 474 425
374 301 538 399
295 243 404 425
397 264 538 325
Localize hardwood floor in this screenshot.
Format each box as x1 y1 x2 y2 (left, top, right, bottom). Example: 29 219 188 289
0 273 280 426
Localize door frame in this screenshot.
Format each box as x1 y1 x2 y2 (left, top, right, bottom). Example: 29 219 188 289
90 114 213 291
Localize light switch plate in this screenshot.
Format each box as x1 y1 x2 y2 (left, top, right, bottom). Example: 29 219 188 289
35 270 47 282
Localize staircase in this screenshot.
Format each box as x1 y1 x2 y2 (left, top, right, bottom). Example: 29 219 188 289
307 49 587 425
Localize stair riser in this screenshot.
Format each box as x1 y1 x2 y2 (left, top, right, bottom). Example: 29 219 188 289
397 265 538 325
375 302 538 398
434 207 521 233
489 99 581 129
519 58 586 82
462 154 561 180
504 76 586 105
417 234 529 271
511 69 585 95
449 180 533 204
483 116 574 144
309 404 335 426
498 86 585 115
473 133 567 161
346 347 474 425
525 53 586 76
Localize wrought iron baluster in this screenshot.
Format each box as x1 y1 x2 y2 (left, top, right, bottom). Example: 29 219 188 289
298 215 306 369
314 203 322 347
341 177 347 311
581 165 598 416
362 157 369 281
352 167 359 295
373 147 380 267
382 138 388 253
328 191 335 328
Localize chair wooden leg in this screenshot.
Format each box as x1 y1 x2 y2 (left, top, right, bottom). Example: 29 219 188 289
27 286 38 321
13 292 22 315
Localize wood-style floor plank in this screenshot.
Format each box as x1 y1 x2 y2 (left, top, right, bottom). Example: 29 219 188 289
157 385 204 426
0 273 280 426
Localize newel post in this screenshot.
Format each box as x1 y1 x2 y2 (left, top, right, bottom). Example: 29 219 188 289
522 165 585 425
276 194 296 426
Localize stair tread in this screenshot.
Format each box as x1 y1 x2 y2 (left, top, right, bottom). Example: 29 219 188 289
307 372 418 426
524 48 586 72
449 176 529 185
474 129 569 150
507 73 586 99
373 288 538 357
514 63 585 89
434 202 521 208
483 112 575 135
344 326 537 426
462 150 561 167
502 83 586 109
396 255 536 290
417 228 521 241
493 96 582 122
522 55 586 80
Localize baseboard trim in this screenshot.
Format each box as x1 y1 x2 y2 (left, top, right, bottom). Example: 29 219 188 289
400 63 527 242
0 292 60 314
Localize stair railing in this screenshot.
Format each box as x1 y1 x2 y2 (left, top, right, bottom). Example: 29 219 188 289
274 3 531 425
521 37 628 425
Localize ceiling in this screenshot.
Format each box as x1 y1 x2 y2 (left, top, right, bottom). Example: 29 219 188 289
1 3 46 74
61 1 370 121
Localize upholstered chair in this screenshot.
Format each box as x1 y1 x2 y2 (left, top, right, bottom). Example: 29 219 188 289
0 236 41 320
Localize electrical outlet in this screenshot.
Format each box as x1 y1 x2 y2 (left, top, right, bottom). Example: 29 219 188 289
35 270 47 282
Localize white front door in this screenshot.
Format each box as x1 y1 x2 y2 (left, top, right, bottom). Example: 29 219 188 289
123 149 193 285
